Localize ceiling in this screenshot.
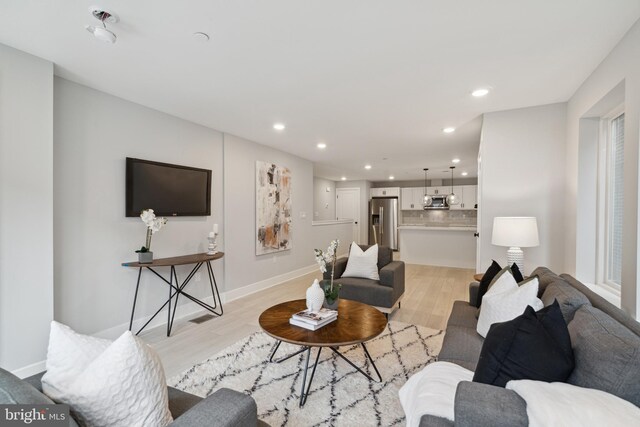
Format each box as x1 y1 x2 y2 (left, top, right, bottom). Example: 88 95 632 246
1 1 639 181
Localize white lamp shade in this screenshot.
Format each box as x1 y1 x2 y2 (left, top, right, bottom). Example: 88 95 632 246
491 217 539 247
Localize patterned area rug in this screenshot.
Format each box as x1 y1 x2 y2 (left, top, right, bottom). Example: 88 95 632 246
169 321 443 427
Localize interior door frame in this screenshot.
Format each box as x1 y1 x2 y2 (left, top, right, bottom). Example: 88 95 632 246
336 187 361 244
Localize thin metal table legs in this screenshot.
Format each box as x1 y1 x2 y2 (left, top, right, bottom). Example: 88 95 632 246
128 261 224 336
268 340 381 407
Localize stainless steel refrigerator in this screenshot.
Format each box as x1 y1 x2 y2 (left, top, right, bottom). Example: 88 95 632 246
369 197 398 250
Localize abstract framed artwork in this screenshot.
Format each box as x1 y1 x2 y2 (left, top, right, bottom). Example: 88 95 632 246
256 161 292 255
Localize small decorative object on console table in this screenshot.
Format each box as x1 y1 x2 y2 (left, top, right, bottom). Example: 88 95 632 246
314 239 341 310
135 209 168 263
207 223 219 255
306 279 325 312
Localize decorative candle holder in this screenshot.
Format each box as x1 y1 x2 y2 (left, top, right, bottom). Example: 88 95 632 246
207 232 218 255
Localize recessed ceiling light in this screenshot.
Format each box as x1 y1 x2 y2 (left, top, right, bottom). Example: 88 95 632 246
273 123 285 131
472 88 490 97
341 176 347 181
461 171 468 176
443 127 456 134
317 143 327 149
364 164 372 170
452 158 461 164
389 176 395 180
192 32 210 42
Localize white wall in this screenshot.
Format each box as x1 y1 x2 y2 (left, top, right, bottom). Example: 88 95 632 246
336 180 371 244
313 177 336 221
565 19 640 317
478 103 567 275
53 78 225 337
0 44 54 373
223 134 351 293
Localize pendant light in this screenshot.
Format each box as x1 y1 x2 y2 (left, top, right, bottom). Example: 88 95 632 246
447 166 460 205
423 168 432 207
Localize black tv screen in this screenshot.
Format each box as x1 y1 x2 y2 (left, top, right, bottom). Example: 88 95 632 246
126 158 211 217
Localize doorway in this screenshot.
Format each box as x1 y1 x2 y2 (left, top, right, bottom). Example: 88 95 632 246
336 187 361 244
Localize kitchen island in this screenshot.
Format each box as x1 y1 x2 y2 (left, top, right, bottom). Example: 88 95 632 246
397 225 477 268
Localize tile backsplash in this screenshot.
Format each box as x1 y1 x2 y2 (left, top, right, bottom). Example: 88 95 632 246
401 209 477 226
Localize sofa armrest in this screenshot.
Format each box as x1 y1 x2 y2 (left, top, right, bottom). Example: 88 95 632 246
169 388 258 427
454 381 527 427
468 282 480 307
324 257 348 280
379 260 404 289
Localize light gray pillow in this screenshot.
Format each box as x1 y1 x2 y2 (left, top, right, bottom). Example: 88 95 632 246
568 305 640 406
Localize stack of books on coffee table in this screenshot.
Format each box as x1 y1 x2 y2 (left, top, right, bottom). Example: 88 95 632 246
289 308 338 330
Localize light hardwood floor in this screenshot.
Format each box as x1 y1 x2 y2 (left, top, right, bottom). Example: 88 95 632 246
142 263 474 378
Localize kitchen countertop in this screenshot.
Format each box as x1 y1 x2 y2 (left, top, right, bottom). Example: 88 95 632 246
398 224 477 231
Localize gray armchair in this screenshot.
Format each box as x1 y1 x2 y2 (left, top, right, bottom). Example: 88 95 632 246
322 244 404 315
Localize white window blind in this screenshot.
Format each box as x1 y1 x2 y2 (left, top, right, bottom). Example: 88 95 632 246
607 113 624 286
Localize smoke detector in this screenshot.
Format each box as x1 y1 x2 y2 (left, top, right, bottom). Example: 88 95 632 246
85 6 119 44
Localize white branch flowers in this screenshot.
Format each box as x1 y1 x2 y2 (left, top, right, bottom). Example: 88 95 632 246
136 209 168 253
314 239 340 292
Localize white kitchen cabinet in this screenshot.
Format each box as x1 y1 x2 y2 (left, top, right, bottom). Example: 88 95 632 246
400 188 414 210
428 186 450 195
370 187 399 198
413 187 426 209
461 185 477 209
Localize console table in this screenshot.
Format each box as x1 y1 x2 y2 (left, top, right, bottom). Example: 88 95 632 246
122 252 224 337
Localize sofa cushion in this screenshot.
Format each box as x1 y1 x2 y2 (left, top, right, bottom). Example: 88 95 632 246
530 266 565 296
476 260 503 307
541 280 591 323
438 326 484 371
335 278 394 308
568 305 640 406
447 301 479 330
473 301 574 387
355 244 392 269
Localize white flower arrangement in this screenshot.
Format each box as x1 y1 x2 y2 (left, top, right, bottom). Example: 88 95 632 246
136 209 168 253
314 239 340 299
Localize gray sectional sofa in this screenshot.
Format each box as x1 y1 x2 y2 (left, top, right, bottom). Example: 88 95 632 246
0 369 266 427
423 267 640 427
322 244 405 314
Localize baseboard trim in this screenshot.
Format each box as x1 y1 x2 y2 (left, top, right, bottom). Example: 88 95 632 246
12 360 46 379
223 263 318 303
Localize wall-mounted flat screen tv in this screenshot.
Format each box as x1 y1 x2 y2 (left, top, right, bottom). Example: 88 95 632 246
126 157 211 217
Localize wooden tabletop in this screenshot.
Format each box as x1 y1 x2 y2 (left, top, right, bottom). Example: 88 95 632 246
259 299 388 347
473 273 484 282
122 252 224 267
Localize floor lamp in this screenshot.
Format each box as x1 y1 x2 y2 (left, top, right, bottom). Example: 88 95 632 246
491 217 539 274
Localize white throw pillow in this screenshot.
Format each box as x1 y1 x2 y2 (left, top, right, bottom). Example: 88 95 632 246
476 274 543 338
42 322 173 427
341 243 380 280
399 361 474 426
506 380 640 427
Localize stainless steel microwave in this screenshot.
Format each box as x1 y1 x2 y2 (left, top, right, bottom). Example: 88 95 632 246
424 195 449 210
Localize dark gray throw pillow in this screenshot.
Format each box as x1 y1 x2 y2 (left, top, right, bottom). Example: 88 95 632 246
473 301 574 387
568 305 640 406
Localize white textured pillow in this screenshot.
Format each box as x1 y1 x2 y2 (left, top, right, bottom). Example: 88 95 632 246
399 361 474 426
477 274 543 338
341 243 380 280
507 380 640 427
42 322 173 427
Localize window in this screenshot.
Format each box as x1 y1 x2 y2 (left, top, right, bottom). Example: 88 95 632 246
604 112 624 288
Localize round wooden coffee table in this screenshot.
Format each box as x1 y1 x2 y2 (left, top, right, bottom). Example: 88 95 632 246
259 299 387 407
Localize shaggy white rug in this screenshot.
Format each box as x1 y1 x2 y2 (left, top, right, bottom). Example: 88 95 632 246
169 321 443 427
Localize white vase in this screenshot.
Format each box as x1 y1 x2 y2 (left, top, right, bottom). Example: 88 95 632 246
306 279 325 312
